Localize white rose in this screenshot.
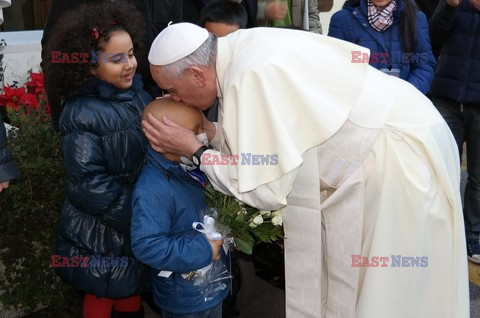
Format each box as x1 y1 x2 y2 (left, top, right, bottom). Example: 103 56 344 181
272 214 283 226
249 222 257 228
252 215 264 225
260 210 271 216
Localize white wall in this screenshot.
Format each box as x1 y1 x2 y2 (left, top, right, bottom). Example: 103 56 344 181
320 0 344 34
0 30 43 87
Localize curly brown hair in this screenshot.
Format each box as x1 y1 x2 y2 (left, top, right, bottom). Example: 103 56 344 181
42 0 146 128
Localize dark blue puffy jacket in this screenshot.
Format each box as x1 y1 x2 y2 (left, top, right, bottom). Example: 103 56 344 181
56 75 151 298
429 0 480 104
329 0 436 94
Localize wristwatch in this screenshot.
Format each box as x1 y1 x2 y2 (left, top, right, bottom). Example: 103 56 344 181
192 145 209 167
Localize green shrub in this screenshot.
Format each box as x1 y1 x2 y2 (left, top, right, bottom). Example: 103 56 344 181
0 102 82 316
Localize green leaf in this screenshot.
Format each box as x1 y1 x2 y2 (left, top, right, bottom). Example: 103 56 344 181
234 237 253 255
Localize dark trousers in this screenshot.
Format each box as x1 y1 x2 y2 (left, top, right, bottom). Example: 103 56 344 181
433 97 480 240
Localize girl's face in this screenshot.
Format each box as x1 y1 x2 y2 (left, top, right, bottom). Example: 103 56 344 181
91 30 137 90
371 0 392 8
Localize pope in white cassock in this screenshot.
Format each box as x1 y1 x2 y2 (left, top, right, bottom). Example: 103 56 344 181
142 23 469 318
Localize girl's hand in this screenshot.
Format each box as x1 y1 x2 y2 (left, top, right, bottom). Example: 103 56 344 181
0 181 10 192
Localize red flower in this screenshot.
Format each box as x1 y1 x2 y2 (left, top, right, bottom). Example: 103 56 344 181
0 86 26 109
19 93 39 110
26 72 45 94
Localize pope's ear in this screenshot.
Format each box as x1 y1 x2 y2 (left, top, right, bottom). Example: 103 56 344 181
187 66 207 88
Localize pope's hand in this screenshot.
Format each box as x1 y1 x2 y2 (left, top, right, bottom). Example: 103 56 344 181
142 113 202 157
208 239 223 261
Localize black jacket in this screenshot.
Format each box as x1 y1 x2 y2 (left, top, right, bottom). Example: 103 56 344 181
429 0 480 104
0 116 20 183
56 76 151 298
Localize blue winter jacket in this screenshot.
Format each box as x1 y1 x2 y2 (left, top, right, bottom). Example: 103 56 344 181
131 148 229 314
329 0 436 94
428 0 480 104
56 75 151 298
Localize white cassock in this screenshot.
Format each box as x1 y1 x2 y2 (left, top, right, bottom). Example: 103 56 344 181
200 28 469 318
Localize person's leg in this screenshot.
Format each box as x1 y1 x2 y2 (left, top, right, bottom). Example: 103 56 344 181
83 293 114 318
206 303 223 318
161 303 223 318
464 107 480 242
111 295 144 317
113 295 142 312
433 99 465 158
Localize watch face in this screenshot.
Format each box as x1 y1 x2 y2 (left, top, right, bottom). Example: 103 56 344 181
192 155 200 166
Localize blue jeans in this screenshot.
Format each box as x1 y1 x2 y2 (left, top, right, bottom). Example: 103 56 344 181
161 303 222 318
433 97 480 240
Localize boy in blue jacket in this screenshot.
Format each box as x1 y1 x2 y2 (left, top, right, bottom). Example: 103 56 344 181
131 97 228 318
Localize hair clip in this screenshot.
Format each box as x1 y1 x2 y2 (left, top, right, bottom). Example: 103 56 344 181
91 27 103 41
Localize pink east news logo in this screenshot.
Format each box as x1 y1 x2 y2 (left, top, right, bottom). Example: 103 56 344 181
351 50 429 64
51 51 130 64
351 255 428 267
202 153 278 165
51 255 128 267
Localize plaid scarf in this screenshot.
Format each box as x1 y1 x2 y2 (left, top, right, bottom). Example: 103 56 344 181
367 0 397 32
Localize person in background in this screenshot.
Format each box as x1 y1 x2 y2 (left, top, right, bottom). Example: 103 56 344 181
200 0 248 36
0 116 19 192
199 0 249 123
42 2 151 317
428 0 480 264
328 0 436 94
184 0 258 28
257 0 323 33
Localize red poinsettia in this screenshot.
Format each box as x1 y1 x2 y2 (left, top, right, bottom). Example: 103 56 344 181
26 72 45 94
0 71 50 115
19 93 39 110
0 86 26 110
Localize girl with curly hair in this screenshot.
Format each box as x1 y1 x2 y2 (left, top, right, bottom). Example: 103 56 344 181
43 1 151 317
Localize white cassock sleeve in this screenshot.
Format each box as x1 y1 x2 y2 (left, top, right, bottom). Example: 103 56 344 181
200 148 294 211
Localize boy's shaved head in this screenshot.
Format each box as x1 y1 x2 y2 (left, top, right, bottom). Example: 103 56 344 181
143 97 203 134
143 97 204 161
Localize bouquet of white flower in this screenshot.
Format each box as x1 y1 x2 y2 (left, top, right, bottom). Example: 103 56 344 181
203 184 284 255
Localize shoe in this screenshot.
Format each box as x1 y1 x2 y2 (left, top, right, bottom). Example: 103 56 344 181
467 239 480 264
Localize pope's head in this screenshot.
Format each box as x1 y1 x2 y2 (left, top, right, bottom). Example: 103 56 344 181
148 23 218 110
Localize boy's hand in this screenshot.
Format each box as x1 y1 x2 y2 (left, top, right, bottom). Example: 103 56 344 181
208 239 223 261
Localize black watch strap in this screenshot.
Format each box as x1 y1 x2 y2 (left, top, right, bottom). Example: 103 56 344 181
192 145 209 167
